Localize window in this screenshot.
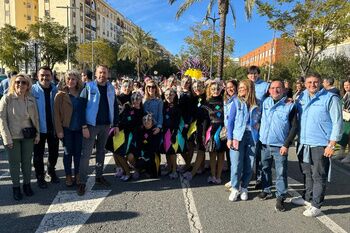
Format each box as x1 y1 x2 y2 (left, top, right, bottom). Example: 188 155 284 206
45 0 49 3
27 15 31 20
5 0 9 3
5 11 10 16
27 3 31 8
45 10 50 17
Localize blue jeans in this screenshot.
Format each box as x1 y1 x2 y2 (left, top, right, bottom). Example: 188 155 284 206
230 131 256 190
63 128 82 176
261 145 288 199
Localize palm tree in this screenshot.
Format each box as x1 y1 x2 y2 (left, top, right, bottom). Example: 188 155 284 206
118 27 158 80
169 0 255 79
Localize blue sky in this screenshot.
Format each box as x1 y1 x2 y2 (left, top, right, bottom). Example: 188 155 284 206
110 0 277 58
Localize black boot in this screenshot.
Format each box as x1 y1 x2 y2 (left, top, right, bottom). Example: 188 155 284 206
37 175 48 189
23 183 34 196
48 168 60 184
13 187 23 201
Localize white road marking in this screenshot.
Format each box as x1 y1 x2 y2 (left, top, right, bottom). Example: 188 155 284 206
0 171 10 180
35 155 113 233
287 177 348 233
177 155 203 233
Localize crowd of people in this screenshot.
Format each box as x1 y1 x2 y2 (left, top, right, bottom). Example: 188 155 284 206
0 64 348 218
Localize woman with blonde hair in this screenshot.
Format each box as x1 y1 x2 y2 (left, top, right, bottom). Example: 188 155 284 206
54 70 85 186
0 74 40 200
201 81 226 184
227 79 260 201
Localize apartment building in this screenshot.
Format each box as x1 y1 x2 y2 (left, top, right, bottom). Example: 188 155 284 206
0 0 39 30
38 0 136 44
240 38 295 67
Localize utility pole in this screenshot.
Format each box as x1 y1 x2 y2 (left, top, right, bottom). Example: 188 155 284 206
57 5 78 70
206 13 219 80
91 40 97 73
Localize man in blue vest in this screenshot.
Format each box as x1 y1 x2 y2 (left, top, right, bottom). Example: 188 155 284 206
77 65 119 196
247 66 269 190
291 73 343 217
258 80 297 212
32 66 59 188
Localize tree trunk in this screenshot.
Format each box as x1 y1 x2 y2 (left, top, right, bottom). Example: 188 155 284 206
137 56 141 81
217 0 229 79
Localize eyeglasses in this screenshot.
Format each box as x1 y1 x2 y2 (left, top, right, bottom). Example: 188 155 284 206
211 87 220 91
147 85 156 89
15 80 27 85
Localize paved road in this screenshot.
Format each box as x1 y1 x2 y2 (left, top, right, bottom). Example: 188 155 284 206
0 145 349 233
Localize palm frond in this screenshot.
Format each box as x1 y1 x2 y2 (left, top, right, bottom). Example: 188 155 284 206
245 0 256 21
229 3 237 28
176 0 201 19
204 0 216 19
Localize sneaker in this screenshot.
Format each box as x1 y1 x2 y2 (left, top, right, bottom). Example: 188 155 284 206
183 172 193 180
229 188 240 202
290 196 311 206
37 178 48 189
77 184 86 196
341 156 350 163
303 206 321 217
114 167 124 177
240 188 249 201
95 177 111 187
132 171 140 180
169 172 178 179
258 191 273 200
224 181 232 190
275 198 286 212
207 176 216 184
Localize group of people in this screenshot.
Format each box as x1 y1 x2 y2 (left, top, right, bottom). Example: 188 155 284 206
0 64 347 218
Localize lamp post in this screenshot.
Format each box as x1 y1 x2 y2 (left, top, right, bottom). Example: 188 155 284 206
206 13 219 80
57 5 78 70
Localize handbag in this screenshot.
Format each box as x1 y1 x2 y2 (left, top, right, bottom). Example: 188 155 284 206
22 127 37 139
343 110 350 122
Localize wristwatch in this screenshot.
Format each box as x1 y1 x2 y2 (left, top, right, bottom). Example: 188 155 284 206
327 144 335 150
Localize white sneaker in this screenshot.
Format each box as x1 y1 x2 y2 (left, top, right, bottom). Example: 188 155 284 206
240 188 248 201
229 188 240 202
291 196 311 206
303 206 321 217
341 156 350 163
224 181 232 190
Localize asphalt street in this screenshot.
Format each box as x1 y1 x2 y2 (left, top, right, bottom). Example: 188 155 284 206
0 144 349 233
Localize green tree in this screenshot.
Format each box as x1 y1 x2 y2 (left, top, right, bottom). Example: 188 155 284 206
118 27 159 80
169 0 255 79
75 39 116 70
313 55 350 85
180 23 234 77
257 0 350 76
29 17 76 70
0 24 32 71
223 60 246 80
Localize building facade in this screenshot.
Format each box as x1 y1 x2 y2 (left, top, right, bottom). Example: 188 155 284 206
37 0 135 44
0 0 39 30
240 38 295 67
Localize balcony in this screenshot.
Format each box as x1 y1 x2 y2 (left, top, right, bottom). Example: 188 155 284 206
85 24 96 32
85 13 96 21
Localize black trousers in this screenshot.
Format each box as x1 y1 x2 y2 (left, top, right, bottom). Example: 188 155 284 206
33 132 59 179
298 146 329 209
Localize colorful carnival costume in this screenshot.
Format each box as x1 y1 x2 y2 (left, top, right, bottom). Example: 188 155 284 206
202 95 226 152
161 102 182 155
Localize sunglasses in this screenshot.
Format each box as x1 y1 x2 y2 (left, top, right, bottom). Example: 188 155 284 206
147 85 156 89
211 87 220 91
15 80 27 85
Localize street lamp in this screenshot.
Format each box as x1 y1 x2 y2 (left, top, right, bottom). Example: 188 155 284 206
267 30 276 82
205 13 219 80
57 5 78 70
